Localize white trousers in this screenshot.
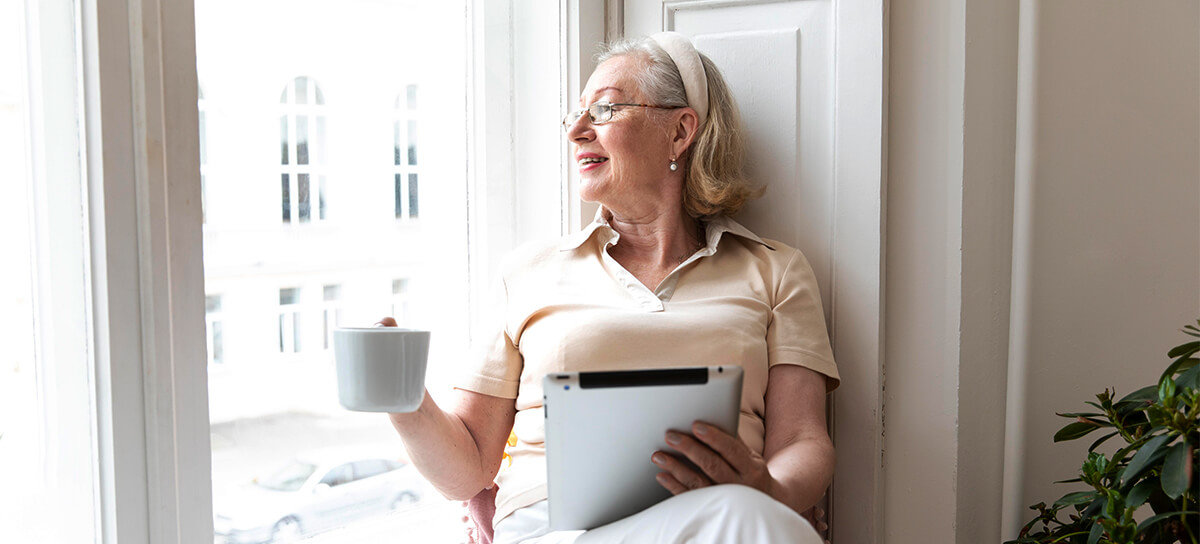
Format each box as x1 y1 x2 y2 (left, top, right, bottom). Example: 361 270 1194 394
492 484 822 544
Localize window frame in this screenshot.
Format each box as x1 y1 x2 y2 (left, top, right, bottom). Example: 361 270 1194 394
81 0 589 542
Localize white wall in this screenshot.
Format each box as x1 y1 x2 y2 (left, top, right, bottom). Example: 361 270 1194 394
886 0 1197 542
1003 0 1200 534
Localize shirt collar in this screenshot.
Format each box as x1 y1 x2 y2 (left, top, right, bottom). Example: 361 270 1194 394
558 207 775 252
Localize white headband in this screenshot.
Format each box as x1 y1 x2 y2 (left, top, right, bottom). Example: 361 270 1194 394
649 32 708 127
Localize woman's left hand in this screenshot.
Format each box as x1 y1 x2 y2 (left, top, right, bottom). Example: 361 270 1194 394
651 421 779 499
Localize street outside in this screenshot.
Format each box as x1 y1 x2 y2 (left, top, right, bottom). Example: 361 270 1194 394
212 411 466 544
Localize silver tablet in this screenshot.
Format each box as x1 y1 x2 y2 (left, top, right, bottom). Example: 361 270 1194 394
543 365 743 531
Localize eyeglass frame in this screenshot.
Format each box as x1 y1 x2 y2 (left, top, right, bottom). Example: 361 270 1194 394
561 101 680 131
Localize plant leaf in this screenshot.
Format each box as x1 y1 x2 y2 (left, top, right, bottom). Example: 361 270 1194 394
1056 412 1104 419
1086 522 1103 544
1086 431 1118 452
1166 340 1199 359
1055 421 1101 442
1053 477 1084 484
1080 496 1106 519
1160 350 1200 384
1176 362 1200 390
1121 434 1173 485
1053 491 1097 508
1115 385 1157 405
1135 510 1196 533
1160 442 1191 499
1124 479 1157 508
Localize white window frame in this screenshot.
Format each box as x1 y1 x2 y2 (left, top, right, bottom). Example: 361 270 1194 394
82 0 586 542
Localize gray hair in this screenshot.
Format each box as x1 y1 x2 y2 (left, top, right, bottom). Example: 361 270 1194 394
597 37 762 218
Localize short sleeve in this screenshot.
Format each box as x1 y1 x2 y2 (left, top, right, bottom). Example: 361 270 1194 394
767 247 840 392
454 274 523 399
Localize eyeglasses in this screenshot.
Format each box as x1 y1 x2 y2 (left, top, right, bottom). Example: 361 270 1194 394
561 101 678 131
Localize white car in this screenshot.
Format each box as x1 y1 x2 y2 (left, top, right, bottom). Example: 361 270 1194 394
214 451 426 543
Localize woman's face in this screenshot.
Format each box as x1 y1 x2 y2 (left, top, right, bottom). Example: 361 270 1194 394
567 55 678 212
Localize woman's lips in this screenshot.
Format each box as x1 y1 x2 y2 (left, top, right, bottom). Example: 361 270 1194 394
579 160 607 172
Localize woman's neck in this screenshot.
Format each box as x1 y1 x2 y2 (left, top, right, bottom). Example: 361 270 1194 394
604 206 704 268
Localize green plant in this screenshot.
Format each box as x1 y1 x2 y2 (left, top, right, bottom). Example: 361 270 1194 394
1007 320 1199 544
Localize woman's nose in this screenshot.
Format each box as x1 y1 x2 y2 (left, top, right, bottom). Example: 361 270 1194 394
565 115 594 143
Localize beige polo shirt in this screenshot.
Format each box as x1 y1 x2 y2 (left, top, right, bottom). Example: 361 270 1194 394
456 210 840 527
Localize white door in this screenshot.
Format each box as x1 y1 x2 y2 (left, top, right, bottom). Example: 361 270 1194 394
620 2 886 542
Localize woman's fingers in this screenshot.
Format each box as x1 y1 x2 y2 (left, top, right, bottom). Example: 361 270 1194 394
690 421 753 472
654 472 691 495
666 430 740 484
375 317 398 327
651 451 714 490
658 431 738 484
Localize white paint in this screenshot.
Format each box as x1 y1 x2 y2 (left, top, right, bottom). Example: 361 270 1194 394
624 2 889 541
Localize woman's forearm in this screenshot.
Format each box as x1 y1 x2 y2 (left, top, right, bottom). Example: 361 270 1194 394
765 436 836 514
387 391 498 501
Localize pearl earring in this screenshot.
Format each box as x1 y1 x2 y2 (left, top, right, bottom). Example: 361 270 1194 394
669 160 678 172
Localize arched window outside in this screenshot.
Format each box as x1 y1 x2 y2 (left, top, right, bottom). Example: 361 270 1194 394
280 76 327 223
393 84 418 219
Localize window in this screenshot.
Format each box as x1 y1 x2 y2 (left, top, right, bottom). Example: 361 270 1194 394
323 283 342 350
394 85 419 219
352 459 389 481
2 1 98 539
278 287 302 353
206 294 224 364
280 76 327 224
392 278 411 326
199 84 208 223
320 464 354 487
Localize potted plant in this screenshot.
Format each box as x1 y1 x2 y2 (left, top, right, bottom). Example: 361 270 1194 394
1007 320 1199 544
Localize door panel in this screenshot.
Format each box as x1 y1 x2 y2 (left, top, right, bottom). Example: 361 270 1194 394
623 1 887 542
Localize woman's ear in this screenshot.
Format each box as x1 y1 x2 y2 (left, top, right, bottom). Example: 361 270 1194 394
670 107 700 159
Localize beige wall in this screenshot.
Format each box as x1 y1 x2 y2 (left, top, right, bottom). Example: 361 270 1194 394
886 0 1198 542
1004 0 1200 534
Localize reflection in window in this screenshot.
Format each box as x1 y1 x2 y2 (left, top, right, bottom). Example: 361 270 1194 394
206 294 224 364
323 283 342 350
393 85 419 219
321 464 354 487
278 287 302 353
280 76 327 224
391 278 410 325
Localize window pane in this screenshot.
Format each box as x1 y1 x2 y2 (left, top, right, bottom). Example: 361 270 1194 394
393 121 402 165
198 1 470 540
280 173 290 222
296 115 308 165
212 321 224 364
294 77 307 105
279 115 289 164
297 173 310 222
318 175 326 220
408 173 419 218
394 173 403 217
407 120 417 165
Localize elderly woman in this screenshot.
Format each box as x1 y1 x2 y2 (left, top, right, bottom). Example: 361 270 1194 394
386 32 839 544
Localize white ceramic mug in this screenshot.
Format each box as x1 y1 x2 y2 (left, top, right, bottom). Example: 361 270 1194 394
333 327 430 412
